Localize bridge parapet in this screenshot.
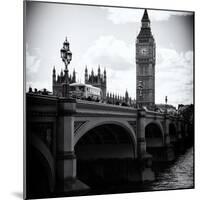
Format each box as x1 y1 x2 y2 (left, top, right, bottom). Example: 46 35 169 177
145 110 165 120
76 99 137 117
26 93 58 117
169 115 178 120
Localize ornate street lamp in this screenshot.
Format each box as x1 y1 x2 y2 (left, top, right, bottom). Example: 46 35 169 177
165 96 168 113
60 37 72 98
138 81 143 108
138 81 143 97
165 96 168 104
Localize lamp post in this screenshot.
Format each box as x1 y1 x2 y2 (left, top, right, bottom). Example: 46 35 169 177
60 36 72 98
138 81 143 108
165 96 168 113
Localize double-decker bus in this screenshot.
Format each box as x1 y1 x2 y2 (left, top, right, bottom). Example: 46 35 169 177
69 83 102 101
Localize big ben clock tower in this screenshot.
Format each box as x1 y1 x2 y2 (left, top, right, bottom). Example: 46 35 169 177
136 9 156 108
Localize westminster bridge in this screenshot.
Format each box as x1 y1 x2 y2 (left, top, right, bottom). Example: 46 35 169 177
26 92 193 198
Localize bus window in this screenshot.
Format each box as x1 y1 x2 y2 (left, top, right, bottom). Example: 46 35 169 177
79 86 85 92
70 86 75 91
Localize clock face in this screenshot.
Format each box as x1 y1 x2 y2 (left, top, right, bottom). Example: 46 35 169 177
139 47 149 56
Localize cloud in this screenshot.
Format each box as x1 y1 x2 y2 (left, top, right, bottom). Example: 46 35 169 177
80 36 193 106
79 35 137 97
156 47 193 106
26 44 41 74
104 8 192 24
26 44 53 91
106 68 136 98
81 35 134 71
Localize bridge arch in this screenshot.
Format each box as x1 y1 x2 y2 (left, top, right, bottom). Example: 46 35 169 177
74 120 137 184
74 119 137 157
145 121 165 148
27 134 55 197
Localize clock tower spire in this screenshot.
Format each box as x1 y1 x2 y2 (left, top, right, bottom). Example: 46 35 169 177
136 9 156 108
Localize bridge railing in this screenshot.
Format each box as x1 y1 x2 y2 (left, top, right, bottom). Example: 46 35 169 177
76 99 138 117
145 109 165 119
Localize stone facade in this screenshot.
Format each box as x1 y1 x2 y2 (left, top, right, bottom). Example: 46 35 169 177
85 65 107 101
52 66 76 97
106 91 136 106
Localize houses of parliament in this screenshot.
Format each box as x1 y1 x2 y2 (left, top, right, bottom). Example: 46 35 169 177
51 9 155 108
52 65 107 100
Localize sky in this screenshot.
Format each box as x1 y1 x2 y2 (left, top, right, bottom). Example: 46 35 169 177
25 1 194 107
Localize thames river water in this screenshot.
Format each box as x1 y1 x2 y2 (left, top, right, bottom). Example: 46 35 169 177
88 147 194 195
148 147 194 191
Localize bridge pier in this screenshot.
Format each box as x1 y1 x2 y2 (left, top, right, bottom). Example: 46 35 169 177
137 109 155 181
146 145 175 163
140 112 176 163
146 133 175 163
56 99 89 194
174 120 186 153
137 153 155 181
161 115 175 161
162 116 175 162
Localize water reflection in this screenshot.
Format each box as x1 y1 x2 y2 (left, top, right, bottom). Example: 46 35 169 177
150 147 194 190
88 147 194 194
